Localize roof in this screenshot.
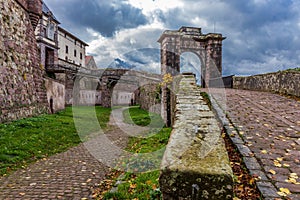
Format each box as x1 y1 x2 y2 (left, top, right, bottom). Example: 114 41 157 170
85 56 92 65
42 1 60 23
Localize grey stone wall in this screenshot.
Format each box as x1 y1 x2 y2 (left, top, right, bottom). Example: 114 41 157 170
44 78 65 113
233 71 300 97
0 0 48 123
136 83 161 114
159 74 233 199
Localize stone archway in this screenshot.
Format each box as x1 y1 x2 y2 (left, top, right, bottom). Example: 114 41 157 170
158 26 225 87
158 26 225 126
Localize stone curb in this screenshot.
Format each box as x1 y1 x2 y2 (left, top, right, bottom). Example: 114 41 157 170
208 93 282 199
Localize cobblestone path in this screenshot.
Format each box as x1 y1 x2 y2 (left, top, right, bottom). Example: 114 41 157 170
213 89 300 200
0 107 138 200
0 143 108 200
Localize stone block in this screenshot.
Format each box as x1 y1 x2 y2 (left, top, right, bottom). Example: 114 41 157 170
159 75 233 199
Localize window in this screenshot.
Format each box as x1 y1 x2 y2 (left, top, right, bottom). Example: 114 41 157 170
74 50 77 57
80 53 82 60
43 28 47 37
47 23 55 40
65 45 68 54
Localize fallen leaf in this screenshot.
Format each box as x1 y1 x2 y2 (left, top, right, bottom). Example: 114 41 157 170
86 179 92 183
249 178 255 185
269 169 276 175
274 160 282 167
283 163 290 167
290 173 298 179
277 157 283 161
130 183 137 189
279 187 291 195
286 178 297 184
277 191 287 197
261 150 267 154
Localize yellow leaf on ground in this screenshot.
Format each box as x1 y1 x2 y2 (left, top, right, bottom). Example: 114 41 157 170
279 187 291 195
283 163 290 167
277 157 283 161
269 169 276 175
152 184 157 190
274 160 282 167
277 191 287 197
286 178 297 184
261 150 267 154
290 173 298 179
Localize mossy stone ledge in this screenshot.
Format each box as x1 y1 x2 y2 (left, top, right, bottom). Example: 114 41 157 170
159 74 233 199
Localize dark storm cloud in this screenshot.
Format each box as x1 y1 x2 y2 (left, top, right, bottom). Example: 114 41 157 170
44 0 148 37
44 0 300 75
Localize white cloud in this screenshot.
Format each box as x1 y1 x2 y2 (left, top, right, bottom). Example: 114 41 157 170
127 0 183 14
87 22 164 68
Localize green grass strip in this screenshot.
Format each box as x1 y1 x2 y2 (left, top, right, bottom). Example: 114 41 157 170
103 107 171 199
0 106 111 176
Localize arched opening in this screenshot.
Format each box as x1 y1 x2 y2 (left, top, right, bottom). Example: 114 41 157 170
180 52 202 86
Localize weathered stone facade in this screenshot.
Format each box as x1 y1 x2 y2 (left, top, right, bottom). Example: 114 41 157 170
159 74 233 199
0 0 48 123
233 70 300 97
44 78 65 113
136 83 161 114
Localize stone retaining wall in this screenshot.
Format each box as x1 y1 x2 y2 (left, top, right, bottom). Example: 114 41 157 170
44 78 65 113
136 83 161 115
0 0 48 123
159 74 233 199
233 71 300 97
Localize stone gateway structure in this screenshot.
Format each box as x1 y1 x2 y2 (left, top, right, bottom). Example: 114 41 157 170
158 26 225 87
158 27 225 126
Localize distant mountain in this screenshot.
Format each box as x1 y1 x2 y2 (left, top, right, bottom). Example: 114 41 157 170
108 58 135 69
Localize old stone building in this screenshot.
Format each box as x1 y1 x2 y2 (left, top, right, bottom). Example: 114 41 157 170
0 0 48 122
57 27 88 68
35 2 60 73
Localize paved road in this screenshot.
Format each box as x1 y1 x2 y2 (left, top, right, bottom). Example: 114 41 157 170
213 89 300 200
0 107 146 200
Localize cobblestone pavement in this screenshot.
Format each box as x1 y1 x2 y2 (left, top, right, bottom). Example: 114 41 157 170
0 143 108 200
212 89 300 200
0 107 139 200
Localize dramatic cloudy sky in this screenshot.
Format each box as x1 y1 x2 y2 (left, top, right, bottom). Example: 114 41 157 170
44 0 300 76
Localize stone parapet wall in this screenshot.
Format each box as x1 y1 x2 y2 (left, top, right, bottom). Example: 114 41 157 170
233 71 300 97
159 74 233 199
0 0 47 123
136 83 161 114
